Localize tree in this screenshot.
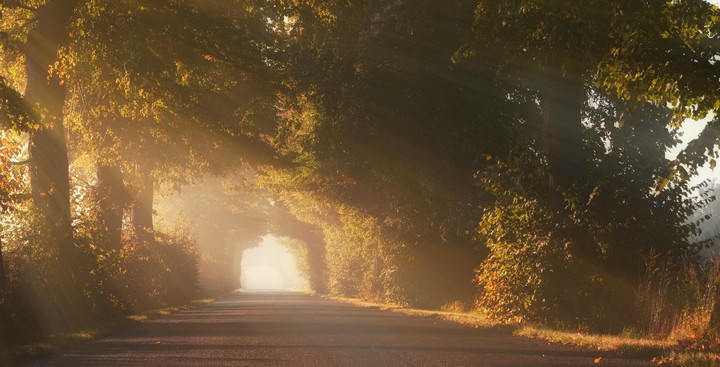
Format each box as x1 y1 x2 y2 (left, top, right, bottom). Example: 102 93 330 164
0 0 97 330
473 93 702 328
0 130 27 340
461 0 719 328
62 0 279 245
258 0 513 306
21 0 78 249
464 0 720 189
1 0 282 329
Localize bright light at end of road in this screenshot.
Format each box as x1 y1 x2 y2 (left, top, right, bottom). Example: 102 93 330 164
240 235 307 291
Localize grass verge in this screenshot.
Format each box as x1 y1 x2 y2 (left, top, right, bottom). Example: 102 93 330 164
515 327 671 355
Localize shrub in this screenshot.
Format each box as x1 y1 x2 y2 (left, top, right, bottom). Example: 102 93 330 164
1 205 199 339
474 142 699 331
90 228 199 312
2 209 96 336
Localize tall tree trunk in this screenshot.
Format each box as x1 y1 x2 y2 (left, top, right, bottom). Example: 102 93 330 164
97 164 125 250
132 174 154 241
24 0 78 248
23 0 88 331
541 75 586 189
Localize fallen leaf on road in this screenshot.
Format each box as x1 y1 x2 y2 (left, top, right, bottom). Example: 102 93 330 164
594 357 602 364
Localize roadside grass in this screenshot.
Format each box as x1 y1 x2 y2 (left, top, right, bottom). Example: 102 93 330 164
665 351 720 367
515 327 672 355
327 295 720 366
0 326 110 367
327 295 508 331
0 297 217 367
126 298 215 322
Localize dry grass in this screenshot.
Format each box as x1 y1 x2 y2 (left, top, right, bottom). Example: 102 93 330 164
328 295 511 331
515 327 673 353
439 300 470 313
126 305 185 322
665 351 720 367
191 298 216 305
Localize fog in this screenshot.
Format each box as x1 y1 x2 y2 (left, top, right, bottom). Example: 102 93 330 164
155 174 268 294
670 115 720 253
241 235 308 291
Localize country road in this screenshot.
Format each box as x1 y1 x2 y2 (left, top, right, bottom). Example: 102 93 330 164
25 292 661 367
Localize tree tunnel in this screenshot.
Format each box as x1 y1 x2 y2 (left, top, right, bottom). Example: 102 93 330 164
154 174 328 296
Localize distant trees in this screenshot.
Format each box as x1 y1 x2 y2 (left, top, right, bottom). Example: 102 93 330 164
155 173 271 295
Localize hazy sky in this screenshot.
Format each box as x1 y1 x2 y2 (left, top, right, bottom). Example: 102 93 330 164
666 0 718 184
667 113 718 188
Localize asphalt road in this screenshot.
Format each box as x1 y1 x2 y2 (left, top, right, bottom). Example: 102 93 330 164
25 292 662 367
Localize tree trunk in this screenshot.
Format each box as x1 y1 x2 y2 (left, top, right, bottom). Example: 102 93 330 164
97 164 126 250
541 75 586 189
23 0 89 331
132 174 154 241
24 0 78 248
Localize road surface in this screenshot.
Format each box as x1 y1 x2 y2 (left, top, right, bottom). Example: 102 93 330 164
26 292 661 366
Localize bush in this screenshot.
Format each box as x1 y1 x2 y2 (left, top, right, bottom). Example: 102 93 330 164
1 205 199 339
475 197 560 323
84 227 199 312
2 209 96 337
473 135 700 331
